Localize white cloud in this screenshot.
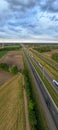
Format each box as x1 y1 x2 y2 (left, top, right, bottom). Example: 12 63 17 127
0 0 8 12
0 0 58 42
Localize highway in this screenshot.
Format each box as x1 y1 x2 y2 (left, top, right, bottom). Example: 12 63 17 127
31 56 58 92
23 46 58 130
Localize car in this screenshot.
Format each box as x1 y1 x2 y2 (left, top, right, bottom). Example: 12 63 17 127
53 80 58 87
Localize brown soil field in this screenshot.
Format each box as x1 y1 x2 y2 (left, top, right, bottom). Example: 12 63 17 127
43 49 58 57
0 51 23 69
0 74 26 130
0 70 13 85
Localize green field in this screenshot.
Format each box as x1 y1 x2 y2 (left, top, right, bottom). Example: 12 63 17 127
0 50 8 58
0 45 21 51
0 74 26 130
0 45 21 58
0 46 19 58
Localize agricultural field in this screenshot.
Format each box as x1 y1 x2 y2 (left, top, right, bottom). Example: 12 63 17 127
0 51 23 69
43 49 58 57
0 70 13 85
0 44 21 58
0 49 24 84
43 50 58 63
0 44 21 51
0 50 8 58
0 74 26 130
0 48 28 130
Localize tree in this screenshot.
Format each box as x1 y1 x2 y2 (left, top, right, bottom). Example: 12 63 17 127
0 63 9 71
9 65 18 74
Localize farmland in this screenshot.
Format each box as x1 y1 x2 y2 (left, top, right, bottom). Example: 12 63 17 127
0 70 13 85
0 74 26 130
0 48 26 130
0 44 21 58
0 49 24 84
0 50 8 58
0 51 23 69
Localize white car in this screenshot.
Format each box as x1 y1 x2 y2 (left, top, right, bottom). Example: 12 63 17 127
53 80 58 87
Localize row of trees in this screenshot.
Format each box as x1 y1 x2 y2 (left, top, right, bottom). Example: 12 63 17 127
34 46 51 53
0 45 21 51
23 64 37 130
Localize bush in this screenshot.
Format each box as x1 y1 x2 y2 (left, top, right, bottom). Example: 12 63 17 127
29 110 37 127
9 65 18 74
28 100 34 110
0 63 9 71
0 63 19 74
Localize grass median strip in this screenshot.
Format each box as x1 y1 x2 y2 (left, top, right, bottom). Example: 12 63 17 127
30 57 58 107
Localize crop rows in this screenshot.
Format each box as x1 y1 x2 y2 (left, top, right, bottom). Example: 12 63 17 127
0 74 26 130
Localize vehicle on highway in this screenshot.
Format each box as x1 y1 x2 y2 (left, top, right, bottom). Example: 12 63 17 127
53 80 58 87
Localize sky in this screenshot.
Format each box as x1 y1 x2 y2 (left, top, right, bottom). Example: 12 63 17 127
0 0 58 43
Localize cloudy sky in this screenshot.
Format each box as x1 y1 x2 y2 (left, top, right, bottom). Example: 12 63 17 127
0 0 58 43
